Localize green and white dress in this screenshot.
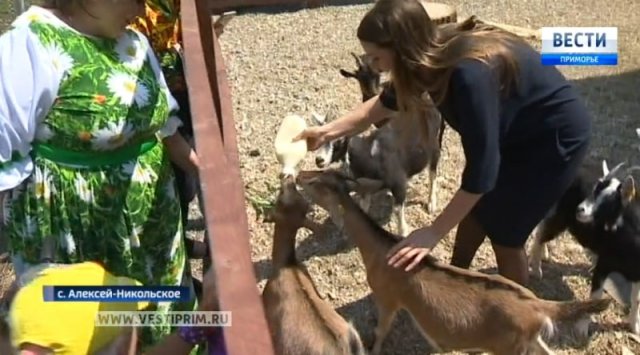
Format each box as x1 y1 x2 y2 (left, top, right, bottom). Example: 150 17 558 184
0 6 194 349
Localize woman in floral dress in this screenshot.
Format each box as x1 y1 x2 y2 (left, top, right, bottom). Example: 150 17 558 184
0 0 200 350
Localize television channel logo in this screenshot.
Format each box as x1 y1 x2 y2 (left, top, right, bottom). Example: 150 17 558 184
541 27 618 66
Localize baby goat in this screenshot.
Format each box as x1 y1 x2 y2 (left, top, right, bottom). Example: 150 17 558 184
532 159 640 337
312 54 445 235
261 176 366 355
297 169 611 355
528 159 610 278
530 128 640 272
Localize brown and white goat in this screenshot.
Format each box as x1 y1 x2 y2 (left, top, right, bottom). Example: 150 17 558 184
313 53 444 236
261 176 366 355
297 169 612 355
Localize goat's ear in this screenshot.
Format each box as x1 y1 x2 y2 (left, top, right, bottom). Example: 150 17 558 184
353 178 385 194
602 160 610 177
262 207 276 223
621 175 636 205
280 180 300 204
311 112 326 125
344 179 359 192
339 69 356 78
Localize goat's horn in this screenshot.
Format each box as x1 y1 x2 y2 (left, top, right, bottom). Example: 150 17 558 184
625 166 640 175
350 52 362 66
604 161 626 179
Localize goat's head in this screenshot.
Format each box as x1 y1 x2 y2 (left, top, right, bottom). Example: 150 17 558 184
264 176 313 230
311 112 350 168
297 170 384 215
339 52 381 102
576 160 638 231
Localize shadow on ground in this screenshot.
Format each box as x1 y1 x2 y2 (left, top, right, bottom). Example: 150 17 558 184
336 293 431 355
571 68 640 165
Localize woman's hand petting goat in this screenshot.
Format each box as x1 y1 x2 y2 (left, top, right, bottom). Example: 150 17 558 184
387 189 483 271
387 227 441 270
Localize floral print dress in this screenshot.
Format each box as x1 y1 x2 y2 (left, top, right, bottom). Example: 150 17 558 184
130 0 186 94
0 6 195 350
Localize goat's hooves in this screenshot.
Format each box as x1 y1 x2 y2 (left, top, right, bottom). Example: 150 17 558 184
573 317 592 340
427 200 437 214
529 265 543 279
541 244 550 261
627 317 640 335
399 226 412 237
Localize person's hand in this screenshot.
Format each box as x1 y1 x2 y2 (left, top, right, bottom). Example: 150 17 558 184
386 227 442 271
293 126 330 151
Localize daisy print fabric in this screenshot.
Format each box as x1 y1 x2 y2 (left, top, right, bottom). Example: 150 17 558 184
1 6 193 350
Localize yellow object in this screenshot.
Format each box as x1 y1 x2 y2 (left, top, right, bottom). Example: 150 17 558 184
9 262 150 354
274 115 308 177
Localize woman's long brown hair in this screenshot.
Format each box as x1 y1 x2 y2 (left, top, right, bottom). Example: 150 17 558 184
357 0 527 115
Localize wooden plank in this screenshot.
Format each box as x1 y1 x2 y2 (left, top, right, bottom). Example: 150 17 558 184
181 1 275 354
209 0 328 12
209 20 240 158
194 0 224 130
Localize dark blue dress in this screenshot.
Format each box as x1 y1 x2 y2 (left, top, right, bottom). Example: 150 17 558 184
379 41 592 247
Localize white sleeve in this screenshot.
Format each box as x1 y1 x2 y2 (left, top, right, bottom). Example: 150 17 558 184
0 27 60 191
136 32 183 139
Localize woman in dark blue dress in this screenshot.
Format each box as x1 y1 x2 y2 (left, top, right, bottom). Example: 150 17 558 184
295 0 592 286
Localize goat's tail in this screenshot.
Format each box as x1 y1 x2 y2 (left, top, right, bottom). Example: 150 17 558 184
541 298 612 322
347 322 366 355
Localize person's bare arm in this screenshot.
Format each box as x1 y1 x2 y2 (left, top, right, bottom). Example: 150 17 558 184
430 189 483 237
323 95 396 141
162 133 199 177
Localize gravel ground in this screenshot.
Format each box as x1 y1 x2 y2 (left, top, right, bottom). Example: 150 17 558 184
215 1 640 354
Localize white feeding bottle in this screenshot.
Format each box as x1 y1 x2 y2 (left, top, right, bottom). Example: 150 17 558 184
274 114 308 178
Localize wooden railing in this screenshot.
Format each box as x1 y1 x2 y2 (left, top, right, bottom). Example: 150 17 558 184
209 0 328 13
180 1 275 354
182 1 373 353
